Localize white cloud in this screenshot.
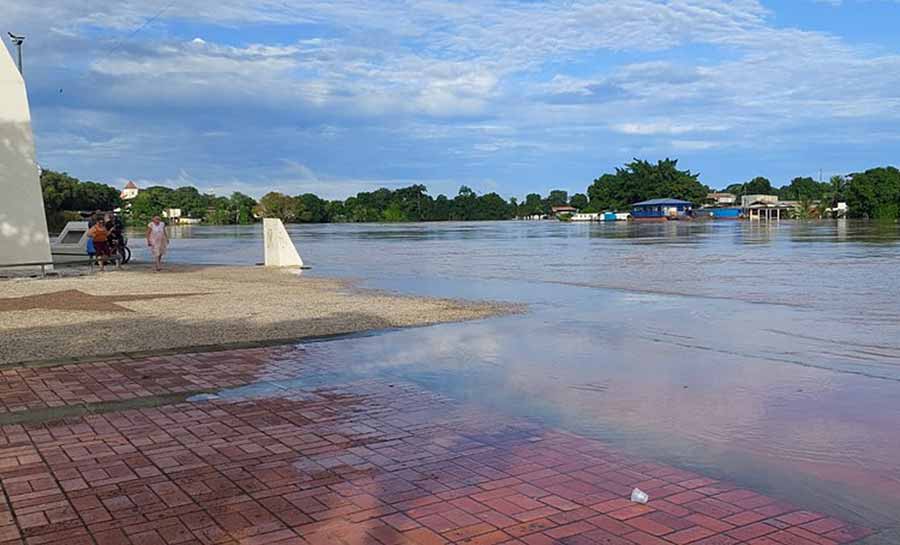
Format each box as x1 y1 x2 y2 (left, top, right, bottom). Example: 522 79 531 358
670 139 722 151
7 0 900 195
613 121 730 136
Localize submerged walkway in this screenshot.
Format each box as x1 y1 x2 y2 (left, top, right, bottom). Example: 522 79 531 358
0 346 879 545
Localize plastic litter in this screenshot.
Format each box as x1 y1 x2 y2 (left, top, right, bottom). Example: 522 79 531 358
630 488 649 504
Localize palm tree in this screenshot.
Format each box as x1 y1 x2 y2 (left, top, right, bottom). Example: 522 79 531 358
828 175 847 206
796 197 822 220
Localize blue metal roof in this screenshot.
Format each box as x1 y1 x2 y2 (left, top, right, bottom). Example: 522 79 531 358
632 198 693 206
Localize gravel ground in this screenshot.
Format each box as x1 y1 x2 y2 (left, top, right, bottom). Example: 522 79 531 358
0 264 519 365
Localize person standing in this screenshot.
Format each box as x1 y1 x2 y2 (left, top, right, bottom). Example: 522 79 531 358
87 220 110 272
146 216 169 271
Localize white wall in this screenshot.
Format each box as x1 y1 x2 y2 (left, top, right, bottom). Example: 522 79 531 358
0 44 51 267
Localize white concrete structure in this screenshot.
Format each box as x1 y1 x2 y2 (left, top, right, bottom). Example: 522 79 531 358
263 218 304 268
0 45 52 268
50 221 90 264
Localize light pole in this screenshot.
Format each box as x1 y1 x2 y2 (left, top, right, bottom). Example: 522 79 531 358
7 32 24 75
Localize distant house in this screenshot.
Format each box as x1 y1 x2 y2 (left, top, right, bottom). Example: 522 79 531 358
570 212 599 222
740 194 778 208
741 195 793 221
550 205 578 217
707 192 736 206
162 208 201 225
631 198 693 221
120 181 139 201
826 202 849 218
162 208 182 221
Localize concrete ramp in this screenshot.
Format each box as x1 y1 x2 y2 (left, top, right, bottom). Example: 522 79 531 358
263 218 304 268
0 44 52 267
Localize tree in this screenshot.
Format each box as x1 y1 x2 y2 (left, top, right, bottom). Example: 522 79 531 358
723 183 746 196
325 200 347 222
431 195 451 221
450 186 478 220
382 203 408 222
40 170 77 212
522 193 543 215
546 190 568 207
295 193 329 222
229 192 257 224
569 193 589 210
509 197 519 217
168 186 207 218
253 192 297 222
391 184 429 221
40 169 121 213
587 158 708 212
827 175 847 206
845 167 900 220
779 177 828 201
475 192 514 220
130 186 174 222
204 196 233 225
744 176 774 195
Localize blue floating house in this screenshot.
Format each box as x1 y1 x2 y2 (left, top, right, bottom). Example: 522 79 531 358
631 198 694 221
696 207 741 219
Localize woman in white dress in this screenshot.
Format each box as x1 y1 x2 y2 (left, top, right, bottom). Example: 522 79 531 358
146 216 169 271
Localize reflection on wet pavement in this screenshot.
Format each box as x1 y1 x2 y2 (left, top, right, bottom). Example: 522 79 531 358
119 220 900 532
0 348 882 544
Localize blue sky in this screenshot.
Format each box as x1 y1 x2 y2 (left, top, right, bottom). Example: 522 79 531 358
3 0 900 200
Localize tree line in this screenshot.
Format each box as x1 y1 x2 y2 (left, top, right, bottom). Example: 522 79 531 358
39 162 900 227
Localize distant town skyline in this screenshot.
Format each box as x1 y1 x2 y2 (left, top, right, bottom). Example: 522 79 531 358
5 0 900 200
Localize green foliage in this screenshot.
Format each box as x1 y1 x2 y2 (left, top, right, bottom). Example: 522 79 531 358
845 167 900 220
722 177 773 197
253 192 297 222
779 177 829 201
40 169 121 213
745 176 774 195
569 193 589 210
229 192 257 224
129 186 174 222
546 190 568 207
828 175 847 205
521 193 544 216
586 158 708 212
382 204 408 222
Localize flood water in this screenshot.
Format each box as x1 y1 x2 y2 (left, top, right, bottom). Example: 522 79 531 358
130 220 900 529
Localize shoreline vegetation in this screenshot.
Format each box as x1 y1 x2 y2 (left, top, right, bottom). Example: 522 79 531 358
0 264 522 366
41 159 900 231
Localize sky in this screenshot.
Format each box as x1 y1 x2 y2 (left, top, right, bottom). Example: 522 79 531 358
2 0 900 200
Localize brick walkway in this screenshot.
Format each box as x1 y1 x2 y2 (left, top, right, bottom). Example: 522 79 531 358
0 347 877 545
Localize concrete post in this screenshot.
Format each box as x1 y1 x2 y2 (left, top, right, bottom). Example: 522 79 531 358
263 218 304 268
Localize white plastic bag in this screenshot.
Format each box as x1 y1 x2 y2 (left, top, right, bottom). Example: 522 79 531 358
630 488 649 504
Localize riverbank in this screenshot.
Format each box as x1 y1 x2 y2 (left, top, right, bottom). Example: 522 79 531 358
0 264 520 366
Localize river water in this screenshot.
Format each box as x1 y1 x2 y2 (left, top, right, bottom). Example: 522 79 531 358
130 220 900 529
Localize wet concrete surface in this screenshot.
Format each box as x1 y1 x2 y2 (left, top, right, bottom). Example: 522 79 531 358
0 346 883 544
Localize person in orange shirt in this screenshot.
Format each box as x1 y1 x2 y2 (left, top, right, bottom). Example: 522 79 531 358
88 220 110 272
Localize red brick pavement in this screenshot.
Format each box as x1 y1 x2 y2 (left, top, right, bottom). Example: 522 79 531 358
0 347 878 545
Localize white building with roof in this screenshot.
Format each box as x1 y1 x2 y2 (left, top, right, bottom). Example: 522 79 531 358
120 181 139 200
